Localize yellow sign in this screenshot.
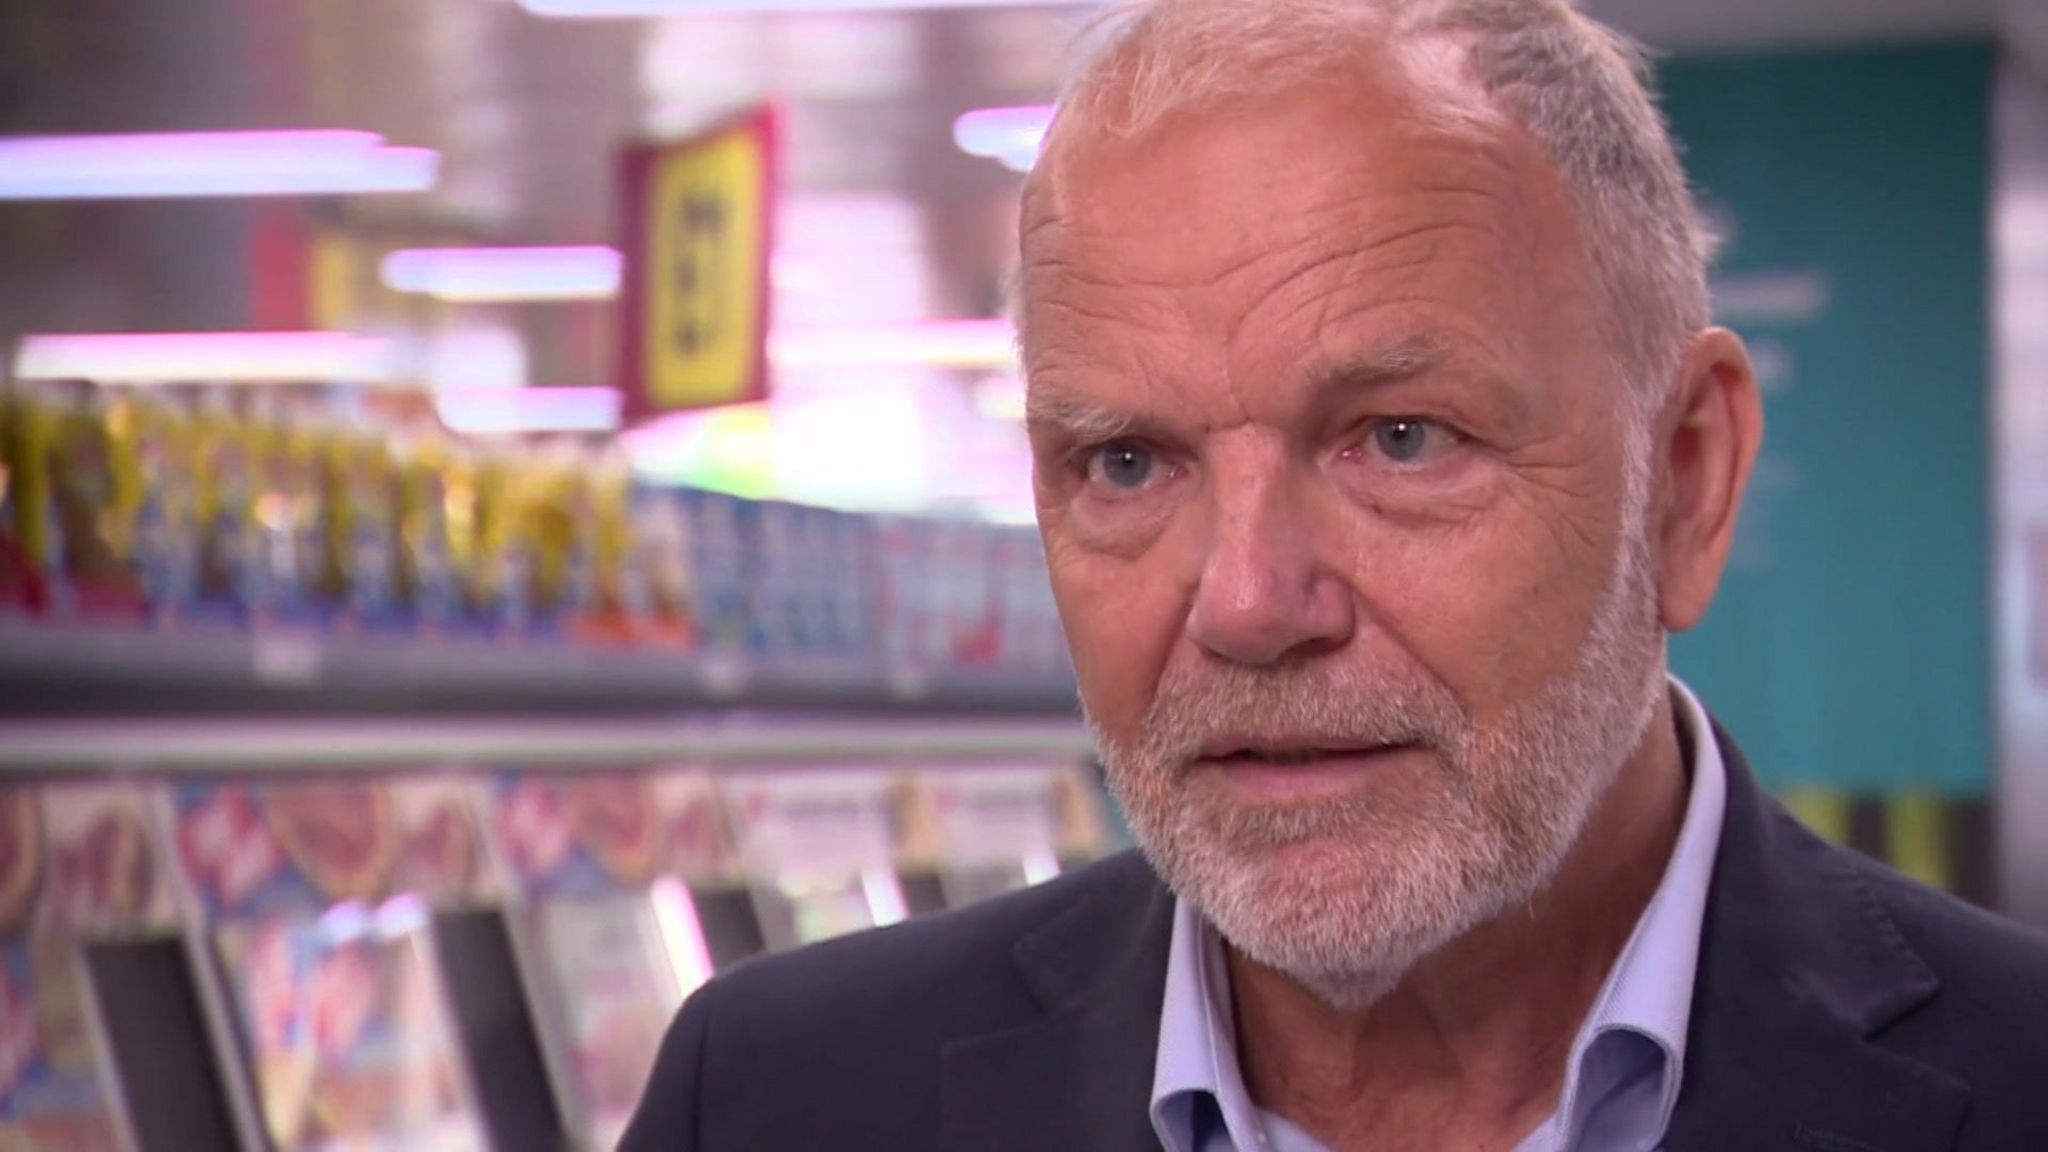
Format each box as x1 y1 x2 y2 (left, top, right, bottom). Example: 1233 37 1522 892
620 107 776 419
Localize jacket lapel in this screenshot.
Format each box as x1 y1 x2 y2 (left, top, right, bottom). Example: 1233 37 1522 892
941 853 1175 1152
1665 724 1969 1152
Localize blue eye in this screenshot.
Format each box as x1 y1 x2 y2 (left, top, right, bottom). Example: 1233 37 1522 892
1370 419 1450 464
1087 440 1158 491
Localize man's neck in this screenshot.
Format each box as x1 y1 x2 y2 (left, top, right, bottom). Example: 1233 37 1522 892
1228 692 1691 1152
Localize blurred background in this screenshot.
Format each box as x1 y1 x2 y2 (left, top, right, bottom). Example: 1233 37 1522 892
0 1 2044 1149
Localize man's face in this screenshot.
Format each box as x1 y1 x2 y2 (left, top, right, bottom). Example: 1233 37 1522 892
1020 78 1669 1000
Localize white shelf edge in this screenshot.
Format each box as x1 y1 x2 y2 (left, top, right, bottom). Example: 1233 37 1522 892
0 715 1099 772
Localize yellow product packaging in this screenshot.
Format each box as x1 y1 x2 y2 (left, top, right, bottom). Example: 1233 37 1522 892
525 441 599 635
7 383 69 584
45 381 140 620
575 447 639 644
440 437 484 634
0 379 40 613
247 395 328 625
192 387 263 623
468 443 539 638
113 389 202 624
389 425 463 635
324 416 400 631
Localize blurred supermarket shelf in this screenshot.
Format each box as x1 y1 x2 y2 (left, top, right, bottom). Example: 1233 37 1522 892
0 711 1095 772
0 619 1083 720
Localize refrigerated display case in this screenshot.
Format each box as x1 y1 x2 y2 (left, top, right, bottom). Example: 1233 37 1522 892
0 779 246 1152
723 767 909 950
0 716 1102 1152
921 765 1068 909
166 777 507 1152
486 767 751 1151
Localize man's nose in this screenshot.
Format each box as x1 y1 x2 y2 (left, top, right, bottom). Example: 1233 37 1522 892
1185 462 1354 667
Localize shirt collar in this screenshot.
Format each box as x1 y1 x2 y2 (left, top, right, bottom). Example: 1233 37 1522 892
1153 893 1261 1152
1149 676 1729 1152
1554 675 1726 1142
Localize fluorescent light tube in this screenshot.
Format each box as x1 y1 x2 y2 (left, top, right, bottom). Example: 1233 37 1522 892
0 130 439 201
13 331 397 383
769 318 1017 370
382 246 624 302
954 104 1053 172
434 387 624 434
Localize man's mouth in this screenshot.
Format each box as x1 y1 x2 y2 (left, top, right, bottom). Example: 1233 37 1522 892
1189 739 1427 803
1197 739 1415 765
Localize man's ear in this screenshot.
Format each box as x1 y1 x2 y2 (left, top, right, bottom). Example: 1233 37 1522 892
1654 327 1765 633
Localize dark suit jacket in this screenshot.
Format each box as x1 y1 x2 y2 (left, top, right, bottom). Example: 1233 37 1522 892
620 728 2048 1151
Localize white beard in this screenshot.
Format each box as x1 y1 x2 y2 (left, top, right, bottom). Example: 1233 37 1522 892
1092 484 1667 1010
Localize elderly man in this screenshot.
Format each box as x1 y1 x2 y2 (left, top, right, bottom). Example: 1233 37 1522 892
621 1 2048 1149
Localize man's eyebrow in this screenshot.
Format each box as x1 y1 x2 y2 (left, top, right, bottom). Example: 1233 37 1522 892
1312 331 1451 390
1022 333 1465 441
1023 386 1136 442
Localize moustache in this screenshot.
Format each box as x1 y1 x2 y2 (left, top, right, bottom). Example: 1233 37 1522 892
1132 660 1470 768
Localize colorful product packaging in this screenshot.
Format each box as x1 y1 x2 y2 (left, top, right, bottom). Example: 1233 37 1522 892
828 509 880 663
721 768 903 949
115 389 202 627
0 381 45 615
525 441 601 640
1055 765 1116 866
324 416 402 634
0 780 185 1152
0 936 125 1152
674 487 755 655
192 387 265 627
390 426 466 639
465 446 540 642
215 916 486 1152
171 777 494 1152
487 768 729 1147
41 382 146 623
993 525 1065 674
246 396 330 629
924 765 1068 907
875 515 940 671
616 482 697 649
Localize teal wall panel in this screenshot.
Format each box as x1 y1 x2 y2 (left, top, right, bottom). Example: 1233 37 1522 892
1661 43 1994 795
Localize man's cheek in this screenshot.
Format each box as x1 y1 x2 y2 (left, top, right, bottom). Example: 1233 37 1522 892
1393 538 1588 712
1058 577 1173 729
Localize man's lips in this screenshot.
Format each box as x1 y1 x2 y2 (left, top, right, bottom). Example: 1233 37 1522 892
1194 735 1414 763
1190 740 1427 803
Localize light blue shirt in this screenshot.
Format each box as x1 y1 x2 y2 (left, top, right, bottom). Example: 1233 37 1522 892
1151 678 1729 1152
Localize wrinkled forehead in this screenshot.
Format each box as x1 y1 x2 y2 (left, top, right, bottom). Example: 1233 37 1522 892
1017 78 1578 361
1017 44 1546 304
1024 26 1503 220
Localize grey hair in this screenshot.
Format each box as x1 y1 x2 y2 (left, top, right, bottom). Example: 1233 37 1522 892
1043 0 1716 422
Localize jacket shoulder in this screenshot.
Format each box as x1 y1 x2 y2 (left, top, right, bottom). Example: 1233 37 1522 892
710 849 1158 1027
1838 845 2048 1143
640 852 1161 1151
1845 848 2048 1012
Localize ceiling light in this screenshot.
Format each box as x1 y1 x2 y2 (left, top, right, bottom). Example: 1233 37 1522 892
435 387 623 434
954 104 1052 172
0 130 439 201
769 318 1016 371
13 331 396 384
381 246 623 302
